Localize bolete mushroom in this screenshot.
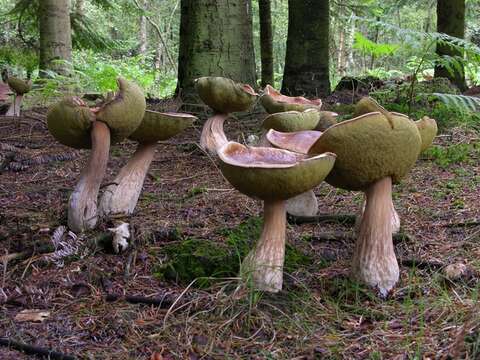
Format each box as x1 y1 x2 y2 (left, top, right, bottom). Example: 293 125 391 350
217 142 336 292
47 78 146 232
260 85 322 114
268 111 438 295
99 110 196 216
2 69 32 116
195 77 258 154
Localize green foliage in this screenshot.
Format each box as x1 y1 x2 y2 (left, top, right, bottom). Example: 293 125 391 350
353 32 399 57
0 45 37 75
423 143 479 168
153 217 313 287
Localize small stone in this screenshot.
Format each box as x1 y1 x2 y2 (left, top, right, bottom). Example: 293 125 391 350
444 263 472 281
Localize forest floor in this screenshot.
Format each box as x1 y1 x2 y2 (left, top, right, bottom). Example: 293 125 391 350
0 101 479 359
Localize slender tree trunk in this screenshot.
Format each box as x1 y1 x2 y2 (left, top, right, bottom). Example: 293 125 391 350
139 0 148 55
39 0 73 76
337 25 346 77
259 0 274 87
435 0 466 91
282 0 331 97
176 0 257 97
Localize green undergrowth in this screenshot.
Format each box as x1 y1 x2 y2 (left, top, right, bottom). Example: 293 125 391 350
153 217 313 287
422 142 480 168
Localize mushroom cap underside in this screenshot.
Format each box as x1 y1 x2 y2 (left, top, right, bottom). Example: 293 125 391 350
95 77 146 143
415 116 438 152
195 76 258 113
218 141 335 201
262 108 320 132
47 97 94 149
308 112 422 191
260 85 322 114
266 129 322 154
129 110 197 143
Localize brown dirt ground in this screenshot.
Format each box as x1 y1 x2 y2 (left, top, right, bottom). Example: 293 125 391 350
0 104 479 359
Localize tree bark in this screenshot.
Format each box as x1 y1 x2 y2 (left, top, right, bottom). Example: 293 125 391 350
434 0 466 91
259 0 274 87
139 0 148 55
39 0 73 76
176 0 257 97
282 0 331 98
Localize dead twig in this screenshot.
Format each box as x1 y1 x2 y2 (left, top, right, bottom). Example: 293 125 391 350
0 338 76 360
288 213 357 225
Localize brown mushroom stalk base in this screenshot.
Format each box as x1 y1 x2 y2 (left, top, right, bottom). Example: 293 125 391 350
100 142 157 216
200 114 229 154
68 121 111 233
6 95 23 116
242 200 286 292
352 177 399 296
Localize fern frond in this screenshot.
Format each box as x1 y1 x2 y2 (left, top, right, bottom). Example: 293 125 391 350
424 93 480 112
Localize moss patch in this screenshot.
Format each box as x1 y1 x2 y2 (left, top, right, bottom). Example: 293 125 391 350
153 217 313 287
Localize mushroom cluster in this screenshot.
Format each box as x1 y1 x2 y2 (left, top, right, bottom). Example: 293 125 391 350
267 97 438 295
47 78 146 232
259 85 338 217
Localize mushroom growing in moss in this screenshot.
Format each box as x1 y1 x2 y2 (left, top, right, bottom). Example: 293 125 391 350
195 77 258 154
217 142 335 292
268 110 438 295
2 69 32 116
47 78 146 232
99 110 196 217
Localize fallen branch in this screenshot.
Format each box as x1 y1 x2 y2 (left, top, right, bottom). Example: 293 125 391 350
308 231 413 244
400 258 445 270
288 213 357 225
0 338 76 360
443 220 480 228
105 293 176 308
0 243 54 263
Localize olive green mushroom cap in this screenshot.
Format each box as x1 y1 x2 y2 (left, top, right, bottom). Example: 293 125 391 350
353 97 390 118
47 97 94 149
218 142 336 201
308 112 422 191
314 111 338 131
260 85 322 114
7 77 31 95
195 77 258 113
262 108 320 132
95 77 146 143
415 116 438 152
129 110 197 143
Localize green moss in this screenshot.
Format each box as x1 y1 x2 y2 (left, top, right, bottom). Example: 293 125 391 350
153 217 313 287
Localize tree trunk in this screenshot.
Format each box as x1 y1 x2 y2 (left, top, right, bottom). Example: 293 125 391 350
139 0 148 55
176 0 257 97
39 0 73 76
434 0 466 91
282 0 331 97
259 0 274 87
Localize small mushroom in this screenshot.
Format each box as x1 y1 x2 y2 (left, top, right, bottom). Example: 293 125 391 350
195 77 258 154
260 85 322 114
99 110 196 216
2 69 32 116
47 78 146 232
217 142 336 292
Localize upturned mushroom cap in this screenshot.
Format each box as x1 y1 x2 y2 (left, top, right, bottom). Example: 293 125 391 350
129 110 197 143
308 112 422 191
47 97 95 149
7 77 32 95
266 129 322 154
415 116 438 152
218 142 335 201
260 85 322 114
195 76 258 113
95 77 146 143
262 108 320 132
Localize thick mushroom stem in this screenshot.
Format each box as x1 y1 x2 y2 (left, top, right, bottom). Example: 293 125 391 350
6 94 22 116
352 177 399 296
242 200 286 292
200 113 229 154
99 142 157 216
68 121 111 232
355 195 400 234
